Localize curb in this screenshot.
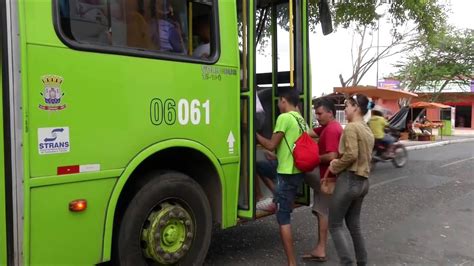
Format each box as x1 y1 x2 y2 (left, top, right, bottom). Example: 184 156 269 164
405 138 474 151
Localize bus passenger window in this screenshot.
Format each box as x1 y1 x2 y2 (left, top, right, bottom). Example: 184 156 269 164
56 0 216 60
124 0 155 49
64 0 110 45
192 15 211 58
150 0 186 54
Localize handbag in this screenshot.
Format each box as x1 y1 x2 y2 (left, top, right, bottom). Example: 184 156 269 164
320 168 336 195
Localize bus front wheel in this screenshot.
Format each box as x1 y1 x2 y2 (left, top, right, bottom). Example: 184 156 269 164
116 171 212 265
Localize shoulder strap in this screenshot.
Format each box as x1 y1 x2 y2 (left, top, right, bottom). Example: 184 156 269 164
283 136 294 159
283 112 304 158
289 113 306 134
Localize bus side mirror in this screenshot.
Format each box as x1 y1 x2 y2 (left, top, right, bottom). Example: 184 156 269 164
318 0 333 35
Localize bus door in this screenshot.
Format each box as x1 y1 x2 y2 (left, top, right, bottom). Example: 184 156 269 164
0 2 7 262
254 0 311 212
238 0 310 220
1 0 13 264
237 0 257 219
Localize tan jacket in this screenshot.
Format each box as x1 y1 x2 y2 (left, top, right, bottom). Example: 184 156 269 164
330 121 374 178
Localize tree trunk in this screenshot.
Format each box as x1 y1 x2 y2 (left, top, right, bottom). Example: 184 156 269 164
431 80 450 102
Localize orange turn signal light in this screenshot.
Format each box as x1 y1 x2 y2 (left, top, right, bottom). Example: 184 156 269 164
69 199 87 212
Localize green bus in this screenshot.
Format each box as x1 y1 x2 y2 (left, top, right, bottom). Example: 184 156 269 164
1 0 314 264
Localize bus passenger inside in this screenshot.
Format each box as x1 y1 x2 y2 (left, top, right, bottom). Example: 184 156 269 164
124 0 155 49
192 15 211 58
150 0 186 54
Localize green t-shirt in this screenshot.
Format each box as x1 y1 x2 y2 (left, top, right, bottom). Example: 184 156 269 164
274 111 308 174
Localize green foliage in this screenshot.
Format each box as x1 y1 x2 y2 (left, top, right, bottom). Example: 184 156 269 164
395 28 474 98
331 0 445 40
255 0 447 48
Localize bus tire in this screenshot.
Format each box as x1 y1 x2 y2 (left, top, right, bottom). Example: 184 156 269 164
116 171 212 266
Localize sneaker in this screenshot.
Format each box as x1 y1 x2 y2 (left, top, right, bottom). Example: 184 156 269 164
256 198 276 212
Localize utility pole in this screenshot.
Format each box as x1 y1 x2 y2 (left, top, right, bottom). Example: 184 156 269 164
376 16 380 87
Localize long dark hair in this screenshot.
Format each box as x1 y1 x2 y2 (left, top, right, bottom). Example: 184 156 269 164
347 94 371 116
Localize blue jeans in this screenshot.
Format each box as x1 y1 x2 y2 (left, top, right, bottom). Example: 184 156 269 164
274 173 304 225
256 159 277 181
329 171 369 265
383 133 395 146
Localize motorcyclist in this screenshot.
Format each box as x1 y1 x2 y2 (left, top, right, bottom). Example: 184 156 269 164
368 109 395 158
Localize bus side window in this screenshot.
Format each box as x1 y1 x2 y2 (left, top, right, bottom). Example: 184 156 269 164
124 0 155 49
56 0 217 61
192 14 211 58
66 0 110 45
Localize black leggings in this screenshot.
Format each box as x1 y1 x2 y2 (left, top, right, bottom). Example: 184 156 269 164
329 171 369 265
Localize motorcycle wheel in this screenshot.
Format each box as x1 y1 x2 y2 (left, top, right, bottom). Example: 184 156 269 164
392 144 408 168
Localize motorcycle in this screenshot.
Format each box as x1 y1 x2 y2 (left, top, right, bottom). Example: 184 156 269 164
371 128 408 169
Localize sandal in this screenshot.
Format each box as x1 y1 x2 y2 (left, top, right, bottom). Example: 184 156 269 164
301 254 327 262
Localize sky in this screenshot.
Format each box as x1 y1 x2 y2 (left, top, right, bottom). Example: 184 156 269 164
257 0 473 97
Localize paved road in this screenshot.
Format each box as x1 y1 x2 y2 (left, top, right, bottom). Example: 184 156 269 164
204 142 474 265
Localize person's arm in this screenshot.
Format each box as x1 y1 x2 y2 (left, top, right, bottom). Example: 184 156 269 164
258 113 288 151
256 132 284 151
263 149 277 160
329 125 358 174
320 126 340 164
308 129 317 138
320 152 338 164
169 23 184 53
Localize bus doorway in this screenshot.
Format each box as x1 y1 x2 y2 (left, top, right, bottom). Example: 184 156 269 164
1 0 10 263
237 0 310 220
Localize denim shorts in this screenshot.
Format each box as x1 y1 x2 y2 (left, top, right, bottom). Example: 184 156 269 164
274 173 305 225
256 159 278 181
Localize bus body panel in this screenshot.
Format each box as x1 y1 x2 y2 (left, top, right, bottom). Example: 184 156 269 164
20 0 242 264
1 37 7 266
3 0 314 264
26 44 240 177
100 139 239 261
29 178 117 264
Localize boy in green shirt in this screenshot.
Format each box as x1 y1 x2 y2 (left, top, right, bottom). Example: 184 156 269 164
256 90 307 266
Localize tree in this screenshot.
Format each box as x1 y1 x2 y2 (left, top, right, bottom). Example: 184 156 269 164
329 0 446 43
253 0 447 80
255 0 447 44
338 25 418 87
395 28 474 101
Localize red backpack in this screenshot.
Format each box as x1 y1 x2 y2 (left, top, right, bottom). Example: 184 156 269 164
284 114 320 172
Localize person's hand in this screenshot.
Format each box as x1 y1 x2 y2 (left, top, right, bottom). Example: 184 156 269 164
328 159 338 174
264 150 276 160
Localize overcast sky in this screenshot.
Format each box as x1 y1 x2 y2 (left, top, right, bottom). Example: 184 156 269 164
257 0 473 97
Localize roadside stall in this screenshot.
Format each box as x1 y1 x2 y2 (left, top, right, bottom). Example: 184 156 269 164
334 85 419 101
409 101 452 140
333 86 418 128
333 86 419 140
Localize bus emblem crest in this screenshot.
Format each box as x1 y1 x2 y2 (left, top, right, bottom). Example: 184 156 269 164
39 75 66 111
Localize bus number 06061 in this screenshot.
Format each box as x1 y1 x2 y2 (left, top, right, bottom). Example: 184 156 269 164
150 98 210 126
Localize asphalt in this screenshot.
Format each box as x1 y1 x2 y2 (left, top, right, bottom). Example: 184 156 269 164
402 135 474 151
204 140 474 266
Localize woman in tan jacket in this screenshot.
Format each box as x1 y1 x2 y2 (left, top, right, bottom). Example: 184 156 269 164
327 94 374 265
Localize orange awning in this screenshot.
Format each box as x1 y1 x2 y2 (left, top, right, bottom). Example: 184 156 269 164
410 101 452 109
334 86 418 100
